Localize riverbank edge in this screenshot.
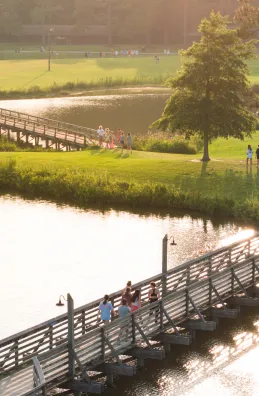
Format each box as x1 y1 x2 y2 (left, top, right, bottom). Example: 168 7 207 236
0 81 170 101
0 159 258 223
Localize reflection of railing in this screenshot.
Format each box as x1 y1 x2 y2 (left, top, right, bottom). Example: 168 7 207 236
0 107 97 146
1 234 259 379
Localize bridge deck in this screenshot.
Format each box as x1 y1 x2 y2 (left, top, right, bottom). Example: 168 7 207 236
0 366 33 396
0 107 97 148
1 234 259 395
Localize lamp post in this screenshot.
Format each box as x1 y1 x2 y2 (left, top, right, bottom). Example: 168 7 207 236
56 293 75 377
48 26 53 72
162 234 177 296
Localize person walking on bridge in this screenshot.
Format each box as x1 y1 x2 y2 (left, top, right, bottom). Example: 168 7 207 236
97 125 104 147
148 282 160 323
98 294 114 324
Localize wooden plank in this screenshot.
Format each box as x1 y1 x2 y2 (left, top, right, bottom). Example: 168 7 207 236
102 363 136 376
183 320 216 331
59 379 104 394
211 308 239 319
156 333 192 345
127 348 165 360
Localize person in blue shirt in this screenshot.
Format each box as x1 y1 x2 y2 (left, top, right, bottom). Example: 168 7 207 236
118 298 131 317
98 295 114 324
118 298 131 343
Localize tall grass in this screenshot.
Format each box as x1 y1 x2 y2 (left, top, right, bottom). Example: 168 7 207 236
132 133 203 154
1 159 259 222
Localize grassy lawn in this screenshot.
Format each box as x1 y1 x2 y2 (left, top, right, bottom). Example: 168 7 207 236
0 55 258 92
1 133 259 204
0 56 181 90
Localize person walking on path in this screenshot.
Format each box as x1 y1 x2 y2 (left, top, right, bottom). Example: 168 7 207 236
104 128 111 149
117 128 122 145
110 131 115 149
127 133 132 154
131 289 141 312
98 294 114 324
256 145 259 168
246 144 253 166
122 287 132 307
97 125 104 148
148 281 160 323
120 132 125 154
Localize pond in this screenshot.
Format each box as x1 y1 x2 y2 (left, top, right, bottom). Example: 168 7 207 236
1 195 258 395
0 91 169 135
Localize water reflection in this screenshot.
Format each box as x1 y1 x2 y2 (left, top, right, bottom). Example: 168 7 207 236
0 94 169 134
0 194 255 339
1 195 259 396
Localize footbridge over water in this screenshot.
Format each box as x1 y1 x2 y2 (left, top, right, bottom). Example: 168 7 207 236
0 108 97 150
1 234 259 395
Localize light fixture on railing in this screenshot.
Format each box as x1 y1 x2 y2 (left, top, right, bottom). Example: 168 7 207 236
56 295 67 306
169 236 177 246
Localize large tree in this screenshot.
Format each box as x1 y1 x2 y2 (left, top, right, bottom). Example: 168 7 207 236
152 11 257 161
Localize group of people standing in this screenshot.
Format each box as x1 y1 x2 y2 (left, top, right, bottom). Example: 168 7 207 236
97 126 132 154
246 144 259 167
98 280 161 324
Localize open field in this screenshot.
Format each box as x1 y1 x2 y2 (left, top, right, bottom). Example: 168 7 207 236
0 56 181 91
1 134 259 222
0 54 258 94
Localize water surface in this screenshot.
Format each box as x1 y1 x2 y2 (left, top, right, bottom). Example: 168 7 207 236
0 196 258 396
0 93 168 135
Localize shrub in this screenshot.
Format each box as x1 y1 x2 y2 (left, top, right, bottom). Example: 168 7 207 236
132 133 202 154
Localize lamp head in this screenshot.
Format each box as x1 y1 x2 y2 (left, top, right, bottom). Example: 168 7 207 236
56 295 66 306
56 299 64 306
170 238 177 246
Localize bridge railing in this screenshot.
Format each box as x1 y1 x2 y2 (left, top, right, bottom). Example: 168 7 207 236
29 253 259 392
1 233 259 376
0 107 96 140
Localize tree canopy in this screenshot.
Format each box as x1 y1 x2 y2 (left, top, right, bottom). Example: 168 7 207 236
152 11 257 161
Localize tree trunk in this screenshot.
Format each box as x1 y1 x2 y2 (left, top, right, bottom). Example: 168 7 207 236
201 131 210 162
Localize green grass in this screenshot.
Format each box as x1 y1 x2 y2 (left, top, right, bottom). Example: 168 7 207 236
1 133 259 216
0 55 258 96
0 56 181 91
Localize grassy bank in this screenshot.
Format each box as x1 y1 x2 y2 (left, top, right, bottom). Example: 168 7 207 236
0 56 259 98
1 133 259 221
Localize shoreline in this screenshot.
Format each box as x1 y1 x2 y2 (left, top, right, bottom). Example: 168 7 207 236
0 85 170 101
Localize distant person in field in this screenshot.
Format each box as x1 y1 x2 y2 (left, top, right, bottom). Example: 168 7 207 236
127 133 132 154
256 144 259 168
246 144 253 166
97 125 104 147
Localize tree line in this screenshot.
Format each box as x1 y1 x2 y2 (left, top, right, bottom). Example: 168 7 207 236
0 0 237 44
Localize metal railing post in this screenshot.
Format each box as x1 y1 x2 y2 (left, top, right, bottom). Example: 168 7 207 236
67 293 75 378
162 234 168 297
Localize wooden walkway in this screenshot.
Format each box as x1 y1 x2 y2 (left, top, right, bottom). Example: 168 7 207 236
1 234 259 395
0 108 97 150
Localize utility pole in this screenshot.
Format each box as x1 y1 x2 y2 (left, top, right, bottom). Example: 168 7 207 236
48 11 53 72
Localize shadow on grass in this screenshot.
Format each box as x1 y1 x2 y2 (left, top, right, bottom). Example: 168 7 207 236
22 71 49 88
174 164 259 203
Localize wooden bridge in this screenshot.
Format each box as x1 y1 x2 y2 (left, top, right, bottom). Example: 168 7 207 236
1 233 259 395
0 108 97 150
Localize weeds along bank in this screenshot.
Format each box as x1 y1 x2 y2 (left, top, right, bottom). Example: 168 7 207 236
0 159 259 223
